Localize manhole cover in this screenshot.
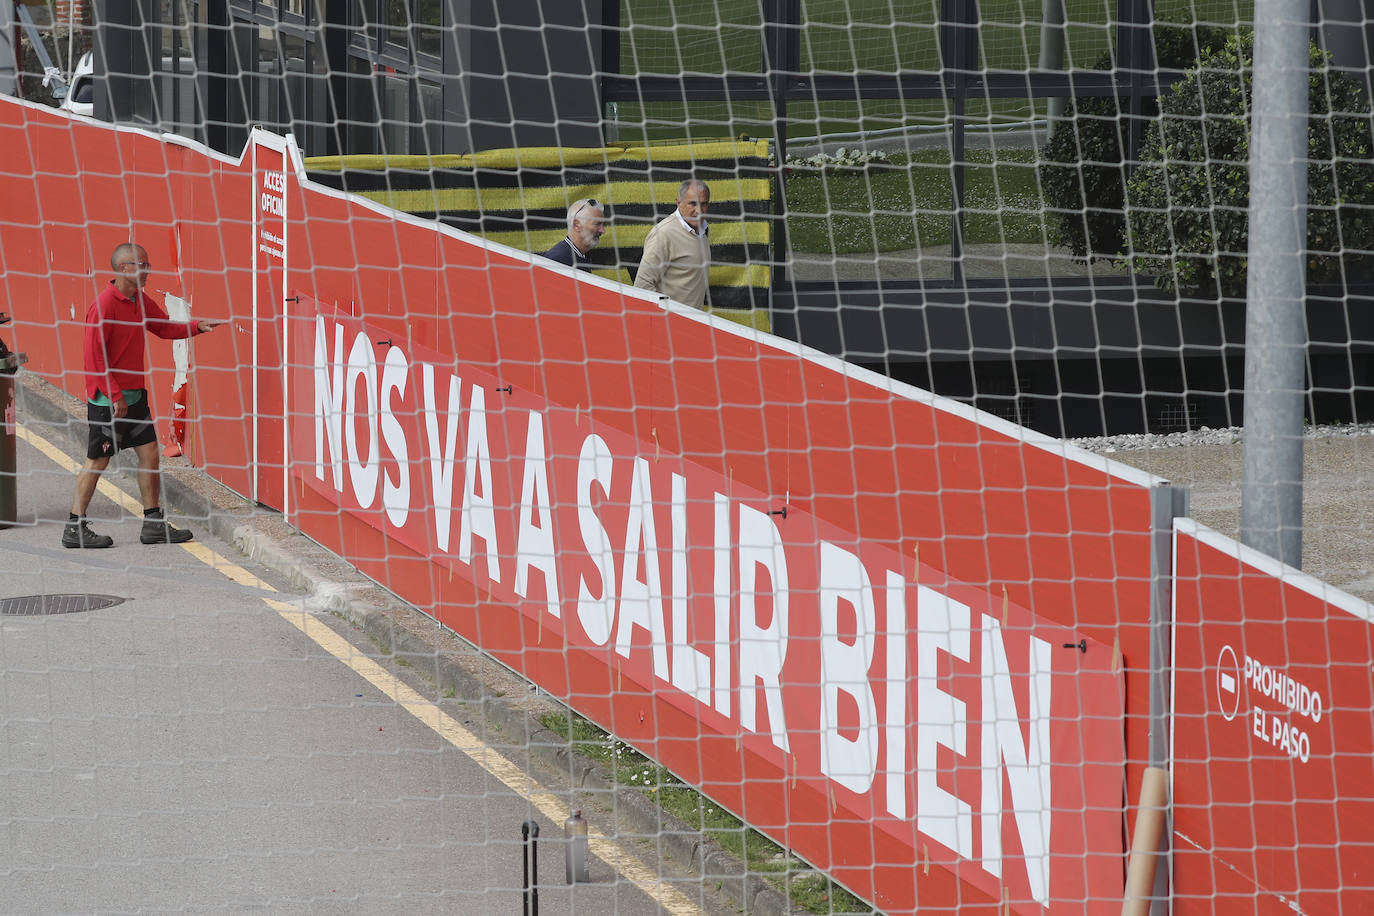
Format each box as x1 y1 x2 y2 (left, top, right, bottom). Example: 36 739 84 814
0 594 127 616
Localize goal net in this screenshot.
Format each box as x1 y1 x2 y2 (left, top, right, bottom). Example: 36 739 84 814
2 1 1373 913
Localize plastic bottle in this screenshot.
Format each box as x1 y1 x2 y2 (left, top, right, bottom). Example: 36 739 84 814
564 808 589 883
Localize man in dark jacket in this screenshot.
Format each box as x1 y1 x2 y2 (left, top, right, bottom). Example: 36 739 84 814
543 198 607 268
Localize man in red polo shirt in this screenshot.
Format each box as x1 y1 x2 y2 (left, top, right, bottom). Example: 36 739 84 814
63 242 225 548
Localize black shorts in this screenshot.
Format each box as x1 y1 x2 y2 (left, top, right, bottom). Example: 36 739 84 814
87 395 158 459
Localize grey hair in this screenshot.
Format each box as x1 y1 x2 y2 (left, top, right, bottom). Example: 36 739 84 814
566 199 601 232
110 242 144 269
677 178 709 199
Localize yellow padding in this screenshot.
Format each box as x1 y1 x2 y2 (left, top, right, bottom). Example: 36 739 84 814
305 139 772 173
538 265 769 289
534 270 768 304
491 220 772 252
360 179 771 215
708 264 772 287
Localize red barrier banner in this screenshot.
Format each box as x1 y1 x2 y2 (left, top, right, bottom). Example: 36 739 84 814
4 100 1167 913
291 300 1128 913
249 130 292 511
1172 518 1374 913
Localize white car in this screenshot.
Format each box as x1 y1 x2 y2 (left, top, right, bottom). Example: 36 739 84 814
59 50 93 117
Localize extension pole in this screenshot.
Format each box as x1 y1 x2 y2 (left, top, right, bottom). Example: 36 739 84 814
1121 766 1169 916
1240 0 1310 567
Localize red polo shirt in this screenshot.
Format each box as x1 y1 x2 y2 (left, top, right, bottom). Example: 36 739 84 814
83 281 199 403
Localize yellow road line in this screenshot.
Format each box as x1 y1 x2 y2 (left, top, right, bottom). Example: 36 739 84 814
274 605 704 914
18 424 144 515
18 422 703 914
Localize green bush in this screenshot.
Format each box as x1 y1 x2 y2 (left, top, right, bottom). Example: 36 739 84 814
1124 32 1374 296
1037 23 1233 259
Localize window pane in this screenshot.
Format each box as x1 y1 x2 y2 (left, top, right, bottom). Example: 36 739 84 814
415 0 443 58
385 0 408 47
418 77 443 153
380 72 410 153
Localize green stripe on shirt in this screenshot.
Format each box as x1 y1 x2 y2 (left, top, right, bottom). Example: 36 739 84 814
91 389 145 407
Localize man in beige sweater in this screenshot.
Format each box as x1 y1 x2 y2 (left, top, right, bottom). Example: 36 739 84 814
634 179 711 310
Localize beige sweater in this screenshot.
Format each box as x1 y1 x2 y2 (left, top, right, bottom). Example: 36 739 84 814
634 213 710 310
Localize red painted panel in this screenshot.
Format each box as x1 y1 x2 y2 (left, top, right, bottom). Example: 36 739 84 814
2 99 1171 913
1172 519 1374 912
288 301 1129 913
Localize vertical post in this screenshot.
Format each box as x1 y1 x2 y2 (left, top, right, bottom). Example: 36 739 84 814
763 0 797 303
598 0 621 144
522 820 540 915
1116 0 1156 171
1241 0 1310 567
0 0 16 98
1038 0 1066 135
940 0 979 286
1147 484 1188 914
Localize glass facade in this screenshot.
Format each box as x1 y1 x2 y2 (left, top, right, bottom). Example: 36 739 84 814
209 0 447 156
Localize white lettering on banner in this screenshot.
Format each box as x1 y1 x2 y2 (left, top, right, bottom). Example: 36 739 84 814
459 384 500 582
421 363 463 552
1252 708 1313 763
668 473 712 704
819 541 879 793
884 569 908 819
737 503 790 753
314 318 345 490
345 333 380 509
916 586 974 859
259 170 287 219
380 347 411 528
979 615 1052 903
260 171 286 219
615 457 671 681
1233 653 1323 765
712 490 732 717
514 410 559 617
304 314 1091 906
576 433 617 646
1244 655 1324 723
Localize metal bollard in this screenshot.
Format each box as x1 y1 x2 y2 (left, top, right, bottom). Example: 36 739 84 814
0 313 29 529
521 820 540 916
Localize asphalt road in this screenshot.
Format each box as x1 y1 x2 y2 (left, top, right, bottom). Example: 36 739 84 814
0 421 737 915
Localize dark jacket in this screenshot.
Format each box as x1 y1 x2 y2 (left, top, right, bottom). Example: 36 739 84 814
542 237 591 269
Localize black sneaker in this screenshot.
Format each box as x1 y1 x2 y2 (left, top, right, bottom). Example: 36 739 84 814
141 516 194 545
62 519 114 549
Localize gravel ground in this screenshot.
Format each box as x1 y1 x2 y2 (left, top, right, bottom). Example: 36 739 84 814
1072 422 1374 454
1071 423 1374 602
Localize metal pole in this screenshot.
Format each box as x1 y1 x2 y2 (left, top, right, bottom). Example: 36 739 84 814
1240 0 1310 567
1038 0 1066 135
1147 484 1188 914
522 820 540 916
521 822 530 916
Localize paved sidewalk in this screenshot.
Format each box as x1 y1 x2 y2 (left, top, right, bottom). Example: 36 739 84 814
3 375 765 916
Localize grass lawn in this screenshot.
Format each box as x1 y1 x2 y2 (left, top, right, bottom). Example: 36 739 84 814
602 0 1260 257
542 711 876 914
784 147 1050 254
611 0 1255 142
